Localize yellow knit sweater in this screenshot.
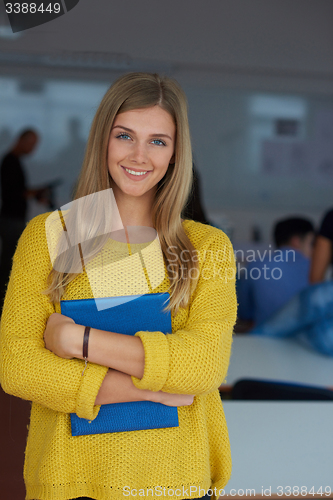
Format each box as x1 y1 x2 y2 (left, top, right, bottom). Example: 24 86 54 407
0 213 237 500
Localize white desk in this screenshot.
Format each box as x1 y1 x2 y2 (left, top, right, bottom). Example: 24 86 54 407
225 336 333 389
222 401 333 498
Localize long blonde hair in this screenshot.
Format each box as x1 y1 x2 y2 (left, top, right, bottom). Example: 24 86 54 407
46 72 198 311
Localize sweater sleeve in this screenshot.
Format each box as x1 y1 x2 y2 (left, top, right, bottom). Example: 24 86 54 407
132 230 237 395
0 214 108 420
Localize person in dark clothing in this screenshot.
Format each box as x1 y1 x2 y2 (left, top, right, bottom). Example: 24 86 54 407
182 165 210 224
0 129 48 310
310 207 333 282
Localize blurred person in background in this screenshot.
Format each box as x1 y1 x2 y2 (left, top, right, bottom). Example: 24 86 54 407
182 164 210 224
237 217 314 328
250 280 333 357
310 207 333 283
0 129 50 311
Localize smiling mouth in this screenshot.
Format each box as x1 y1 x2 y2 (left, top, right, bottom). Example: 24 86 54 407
122 166 150 176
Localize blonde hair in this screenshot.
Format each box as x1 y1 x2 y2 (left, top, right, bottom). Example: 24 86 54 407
46 72 198 312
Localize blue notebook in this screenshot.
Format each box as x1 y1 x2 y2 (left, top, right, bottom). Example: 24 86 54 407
60 293 179 436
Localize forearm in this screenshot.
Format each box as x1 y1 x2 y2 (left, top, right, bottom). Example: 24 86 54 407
95 369 149 405
65 323 145 379
96 369 194 407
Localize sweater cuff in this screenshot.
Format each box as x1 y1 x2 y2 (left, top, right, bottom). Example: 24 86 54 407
75 362 108 420
131 331 170 392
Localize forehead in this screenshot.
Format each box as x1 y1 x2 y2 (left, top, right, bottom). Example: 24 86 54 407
23 133 38 143
113 106 175 133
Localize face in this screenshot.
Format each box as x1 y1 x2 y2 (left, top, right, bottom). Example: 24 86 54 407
107 106 176 203
289 232 314 259
21 133 38 155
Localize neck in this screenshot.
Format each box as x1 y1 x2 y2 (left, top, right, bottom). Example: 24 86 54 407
10 146 21 156
113 189 155 228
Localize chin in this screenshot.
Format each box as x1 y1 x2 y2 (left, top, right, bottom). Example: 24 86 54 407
123 188 150 199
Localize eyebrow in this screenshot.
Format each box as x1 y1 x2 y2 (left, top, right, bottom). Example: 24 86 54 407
112 125 173 141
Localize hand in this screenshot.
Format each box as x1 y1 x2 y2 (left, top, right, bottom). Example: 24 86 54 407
149 391 194 407
44 313 82 359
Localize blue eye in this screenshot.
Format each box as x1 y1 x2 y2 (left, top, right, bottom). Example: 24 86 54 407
116 133 131 140
152 139 166 146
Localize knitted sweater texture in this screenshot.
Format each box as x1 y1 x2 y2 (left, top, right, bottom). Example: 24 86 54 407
0 213 237 500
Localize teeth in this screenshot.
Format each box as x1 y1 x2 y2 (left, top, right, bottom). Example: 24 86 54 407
124 167 147 176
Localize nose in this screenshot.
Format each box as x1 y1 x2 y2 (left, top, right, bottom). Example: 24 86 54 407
128 141 148 164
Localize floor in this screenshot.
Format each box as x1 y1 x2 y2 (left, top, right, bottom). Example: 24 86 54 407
0 387 30 499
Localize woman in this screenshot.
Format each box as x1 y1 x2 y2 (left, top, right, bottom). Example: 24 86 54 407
0 73 237 500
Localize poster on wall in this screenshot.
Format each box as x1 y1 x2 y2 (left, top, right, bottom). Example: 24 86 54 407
262 110 333 185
